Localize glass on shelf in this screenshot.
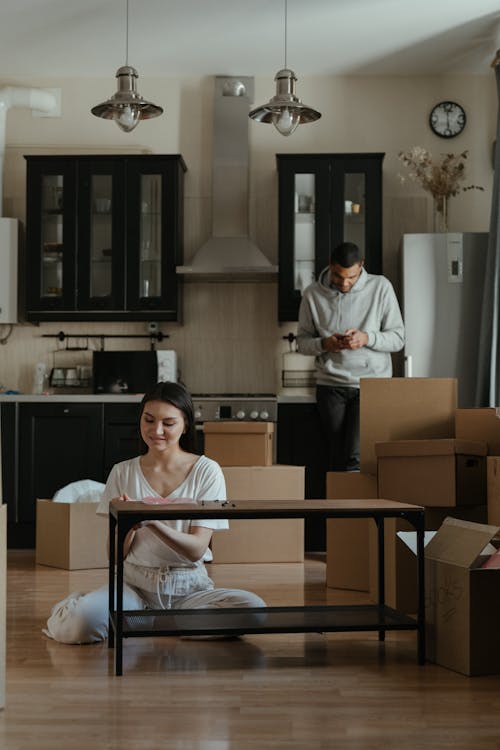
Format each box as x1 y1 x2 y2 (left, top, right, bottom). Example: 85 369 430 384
344 173 366 252
93 198 112 214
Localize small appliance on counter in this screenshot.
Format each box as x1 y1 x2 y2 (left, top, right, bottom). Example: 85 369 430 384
281 333 316 390
92 350 177 394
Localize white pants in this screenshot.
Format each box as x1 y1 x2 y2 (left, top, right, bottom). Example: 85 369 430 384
44 583 266 644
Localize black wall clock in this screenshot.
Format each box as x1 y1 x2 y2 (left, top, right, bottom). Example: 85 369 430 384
429 101 466 138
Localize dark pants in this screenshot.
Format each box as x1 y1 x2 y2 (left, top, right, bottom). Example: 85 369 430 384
316 385 360 472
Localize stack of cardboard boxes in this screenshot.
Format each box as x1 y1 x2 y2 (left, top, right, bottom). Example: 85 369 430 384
204 422 305 563
326 379 500 675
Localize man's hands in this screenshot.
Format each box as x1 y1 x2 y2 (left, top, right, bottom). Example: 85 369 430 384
321 329 368 352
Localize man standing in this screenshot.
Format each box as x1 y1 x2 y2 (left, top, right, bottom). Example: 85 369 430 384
297 242 404 472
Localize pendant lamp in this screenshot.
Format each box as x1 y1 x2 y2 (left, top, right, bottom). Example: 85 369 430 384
91 0 163 132
249 0 321 136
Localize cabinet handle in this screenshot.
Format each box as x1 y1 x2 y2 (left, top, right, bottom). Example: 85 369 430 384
63 408 70 414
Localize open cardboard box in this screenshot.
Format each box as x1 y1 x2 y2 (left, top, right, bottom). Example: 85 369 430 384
405 516 500 676
369 505 488 614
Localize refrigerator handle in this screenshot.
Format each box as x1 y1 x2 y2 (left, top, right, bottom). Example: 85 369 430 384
405 355 413 378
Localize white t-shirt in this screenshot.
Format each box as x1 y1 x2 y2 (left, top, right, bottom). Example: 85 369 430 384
96 454 228 568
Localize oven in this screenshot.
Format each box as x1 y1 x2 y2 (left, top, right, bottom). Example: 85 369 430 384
191 393 278 455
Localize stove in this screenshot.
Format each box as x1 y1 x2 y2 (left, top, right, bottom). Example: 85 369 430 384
191 393 277 423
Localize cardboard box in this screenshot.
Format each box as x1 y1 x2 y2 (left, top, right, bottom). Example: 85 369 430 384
456 408 500 455
368 505 488 614
487 456 500 525
425 517 500 676
209 465 305 563
325 472 377 592
360 378 457 475
0 505 6 709
376 439 487 507
36 499 108 570
204 422 274 466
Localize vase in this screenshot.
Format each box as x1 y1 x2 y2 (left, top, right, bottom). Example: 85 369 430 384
433 195 449 233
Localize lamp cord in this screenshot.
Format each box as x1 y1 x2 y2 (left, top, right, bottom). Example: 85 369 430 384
125 0 129 66
284 0 288 69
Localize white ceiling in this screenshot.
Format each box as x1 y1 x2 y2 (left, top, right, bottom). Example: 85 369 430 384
1 0 500 79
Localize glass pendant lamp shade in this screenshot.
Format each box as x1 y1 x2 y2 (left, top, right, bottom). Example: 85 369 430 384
91 66 163 133
249 68 320 136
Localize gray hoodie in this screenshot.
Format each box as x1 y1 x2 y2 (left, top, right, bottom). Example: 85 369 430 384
297 266 405 387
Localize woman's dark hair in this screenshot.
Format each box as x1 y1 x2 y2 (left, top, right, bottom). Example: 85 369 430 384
138 381 198 454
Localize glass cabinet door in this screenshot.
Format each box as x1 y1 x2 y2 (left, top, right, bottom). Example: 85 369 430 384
343 172 366 254
40 174 64 299
90 174 113 298
277 153 383 322
293 173 316 294
125 156 183 316
26 159 77 311
77 160 125 310
139 173 162 299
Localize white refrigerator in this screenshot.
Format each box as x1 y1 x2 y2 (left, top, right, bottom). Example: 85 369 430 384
401 232 488 407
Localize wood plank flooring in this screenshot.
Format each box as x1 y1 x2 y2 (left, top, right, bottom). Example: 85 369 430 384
2 550 500 749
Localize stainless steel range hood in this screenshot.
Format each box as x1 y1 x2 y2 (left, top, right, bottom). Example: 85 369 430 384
176 76 278 281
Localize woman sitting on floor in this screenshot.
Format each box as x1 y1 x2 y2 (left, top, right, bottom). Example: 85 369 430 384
44 380 265 644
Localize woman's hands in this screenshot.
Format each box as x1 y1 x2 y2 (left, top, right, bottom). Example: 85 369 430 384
140 522 213 562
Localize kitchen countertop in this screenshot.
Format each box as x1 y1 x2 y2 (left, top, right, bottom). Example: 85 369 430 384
277 394 316 403
0 393 145 403
0 393 317 404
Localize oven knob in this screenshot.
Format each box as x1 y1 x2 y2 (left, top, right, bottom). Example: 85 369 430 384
194 409 203 420
259 410 269 420
236 410 246 420
249 410 259 420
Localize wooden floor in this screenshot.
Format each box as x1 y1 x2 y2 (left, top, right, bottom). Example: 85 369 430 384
2 551 500 749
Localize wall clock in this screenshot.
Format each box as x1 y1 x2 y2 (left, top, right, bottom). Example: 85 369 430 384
429 101 466 138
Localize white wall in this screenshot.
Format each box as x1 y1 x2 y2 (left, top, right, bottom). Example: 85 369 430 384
0 73 496 393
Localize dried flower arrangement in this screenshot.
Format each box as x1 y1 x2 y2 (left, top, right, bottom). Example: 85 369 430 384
398 147 484 229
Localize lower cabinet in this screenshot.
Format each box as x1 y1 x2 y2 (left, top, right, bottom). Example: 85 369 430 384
103 403 142 478
277 402 329 552
1 401 141 548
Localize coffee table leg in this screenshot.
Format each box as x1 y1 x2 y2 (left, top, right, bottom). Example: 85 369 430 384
376 517 385 642
115 522 126 676
416 515 426 665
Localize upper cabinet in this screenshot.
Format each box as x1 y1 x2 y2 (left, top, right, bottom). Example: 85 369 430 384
24 154 186 321
276 153 384 321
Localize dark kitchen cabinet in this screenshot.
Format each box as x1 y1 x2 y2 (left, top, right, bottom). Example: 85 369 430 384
24 154 186 322
276 153 384 321
12 403 103 547
1 401 143 548
103 403 142 478
277 402 329 551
